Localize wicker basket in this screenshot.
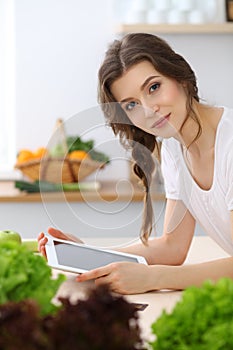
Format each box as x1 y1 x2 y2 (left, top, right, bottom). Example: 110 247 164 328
15 156 105 183
15 119 106 183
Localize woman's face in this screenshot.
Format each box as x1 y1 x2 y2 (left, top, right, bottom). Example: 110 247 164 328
111 60 188 139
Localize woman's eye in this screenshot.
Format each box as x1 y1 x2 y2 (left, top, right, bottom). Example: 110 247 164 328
125 101 137 111
149 83 160 93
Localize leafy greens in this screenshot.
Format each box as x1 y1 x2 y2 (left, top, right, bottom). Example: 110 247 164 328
0 241 65 315
150 278 233 350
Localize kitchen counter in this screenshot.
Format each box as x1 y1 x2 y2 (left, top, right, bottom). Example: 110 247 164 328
0 180 165 203
55 236 230 343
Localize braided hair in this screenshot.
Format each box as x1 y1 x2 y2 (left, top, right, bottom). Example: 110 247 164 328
98 33 200 243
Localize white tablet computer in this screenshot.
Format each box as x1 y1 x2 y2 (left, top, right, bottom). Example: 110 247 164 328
45 235 147 274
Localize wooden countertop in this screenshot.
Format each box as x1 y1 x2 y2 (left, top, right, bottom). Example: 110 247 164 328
55 236 230 342
0 180 165 203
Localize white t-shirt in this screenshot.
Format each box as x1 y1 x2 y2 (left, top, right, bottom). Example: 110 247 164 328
161 107 233 256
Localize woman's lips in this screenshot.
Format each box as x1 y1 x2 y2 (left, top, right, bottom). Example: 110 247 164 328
151 113 171 129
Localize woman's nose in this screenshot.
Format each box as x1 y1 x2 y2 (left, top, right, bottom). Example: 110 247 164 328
143 106 154 118
142 101 159 117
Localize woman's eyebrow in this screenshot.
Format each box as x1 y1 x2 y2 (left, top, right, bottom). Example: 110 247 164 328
140 75 160 91
119 75 160 103
120 97 133 103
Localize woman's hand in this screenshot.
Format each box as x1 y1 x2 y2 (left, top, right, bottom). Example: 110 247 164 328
37 227 83 258
76 261 153 294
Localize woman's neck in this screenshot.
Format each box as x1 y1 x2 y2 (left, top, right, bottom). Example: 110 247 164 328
176 103 223 156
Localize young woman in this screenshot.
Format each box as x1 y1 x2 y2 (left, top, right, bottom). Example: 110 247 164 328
38 33 233 294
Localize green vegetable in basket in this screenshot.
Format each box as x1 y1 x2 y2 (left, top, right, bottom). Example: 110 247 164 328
150 277 233 350
0 241 66 316
66 135 110 163
66 135 94 153
49 135 110 163
89 149 110 163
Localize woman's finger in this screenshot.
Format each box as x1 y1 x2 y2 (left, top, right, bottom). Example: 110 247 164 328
37 232 45 242
47 227 69 239
37 233 48 257
47 227 83 243
76 264 112 282
40 245 47 259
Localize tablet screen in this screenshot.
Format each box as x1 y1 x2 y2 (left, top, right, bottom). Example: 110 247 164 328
54 241 139 270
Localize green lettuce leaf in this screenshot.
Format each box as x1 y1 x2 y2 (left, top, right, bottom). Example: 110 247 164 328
0 241 66 315
150 278 233 349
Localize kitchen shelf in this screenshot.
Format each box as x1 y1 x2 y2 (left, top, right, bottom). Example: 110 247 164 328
0 181 165 203
116 22 233 34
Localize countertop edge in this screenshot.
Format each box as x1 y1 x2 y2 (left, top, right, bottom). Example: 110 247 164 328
0 181 165 203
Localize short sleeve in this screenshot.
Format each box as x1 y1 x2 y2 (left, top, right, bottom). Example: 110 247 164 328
225 146 233 211
218 110 233 211
160 139 181 200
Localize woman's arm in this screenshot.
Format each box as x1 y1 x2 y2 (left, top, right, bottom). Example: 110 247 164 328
78 209 233 294
231 210 233 241
38 199 195 265
151 209 233 289
153 256 233 291
77 199 197 293
150 208 233 290
118 199 196 265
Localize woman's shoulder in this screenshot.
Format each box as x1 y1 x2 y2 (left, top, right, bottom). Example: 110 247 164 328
161 138 180 155
219 106 233 125
217 106 233 146
161 138 181 167
216 107 233 174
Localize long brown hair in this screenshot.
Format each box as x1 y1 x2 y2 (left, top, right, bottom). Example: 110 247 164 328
98 33 200 243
